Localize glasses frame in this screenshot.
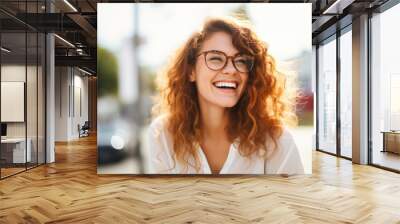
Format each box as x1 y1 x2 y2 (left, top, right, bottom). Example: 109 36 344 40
197 50 254 73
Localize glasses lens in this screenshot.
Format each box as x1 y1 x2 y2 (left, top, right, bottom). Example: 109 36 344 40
234 55 254 73
205 51 226 71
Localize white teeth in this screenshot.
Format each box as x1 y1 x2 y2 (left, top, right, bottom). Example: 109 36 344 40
214 81 237 89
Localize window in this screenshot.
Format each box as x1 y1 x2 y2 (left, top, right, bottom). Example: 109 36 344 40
339 28 352 158
317 36 337 154
371 2 400 171
0 2 46 179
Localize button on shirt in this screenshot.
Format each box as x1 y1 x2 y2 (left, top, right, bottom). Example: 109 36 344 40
146 116 305 174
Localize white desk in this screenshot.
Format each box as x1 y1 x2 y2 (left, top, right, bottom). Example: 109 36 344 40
1 138 31 163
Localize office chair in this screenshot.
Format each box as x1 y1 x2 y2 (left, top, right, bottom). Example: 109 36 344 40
79 121 90 138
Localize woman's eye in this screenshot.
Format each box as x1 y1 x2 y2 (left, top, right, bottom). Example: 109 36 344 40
209 57 223 61
235 59 247 65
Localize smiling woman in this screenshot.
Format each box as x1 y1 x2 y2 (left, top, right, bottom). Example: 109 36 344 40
147 17 304 174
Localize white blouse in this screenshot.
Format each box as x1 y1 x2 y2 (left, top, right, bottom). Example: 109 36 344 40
146 115 305 174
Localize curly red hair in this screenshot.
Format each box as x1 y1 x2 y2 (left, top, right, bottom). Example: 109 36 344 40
152 17 297 172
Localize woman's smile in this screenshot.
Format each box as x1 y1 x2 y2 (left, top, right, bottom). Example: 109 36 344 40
212 79 241 96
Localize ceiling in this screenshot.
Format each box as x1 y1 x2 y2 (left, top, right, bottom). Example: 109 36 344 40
0 0 392 75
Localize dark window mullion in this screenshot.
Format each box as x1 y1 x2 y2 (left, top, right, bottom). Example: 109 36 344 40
316 44 319 151
36 0 39 167
44 0 48 165
367 10 373 165
25 0 28 171
336 28 341 157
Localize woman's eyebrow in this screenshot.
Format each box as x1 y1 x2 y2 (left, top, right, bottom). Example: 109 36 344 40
206 49 241 56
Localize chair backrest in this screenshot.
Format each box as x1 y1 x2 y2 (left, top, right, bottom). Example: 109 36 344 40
82 121 90 129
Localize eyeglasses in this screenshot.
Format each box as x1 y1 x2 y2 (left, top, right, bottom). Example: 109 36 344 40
197 50 254 73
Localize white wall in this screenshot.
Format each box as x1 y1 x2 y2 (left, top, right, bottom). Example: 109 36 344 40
1 65 37 138
55 67 89 141
55 66 69 141
1 63 46 164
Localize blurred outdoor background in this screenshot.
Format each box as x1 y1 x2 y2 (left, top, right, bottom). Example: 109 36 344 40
97 3 313 174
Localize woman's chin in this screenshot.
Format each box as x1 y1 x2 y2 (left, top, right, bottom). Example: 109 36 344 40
213 99 239 108
199 94 241 109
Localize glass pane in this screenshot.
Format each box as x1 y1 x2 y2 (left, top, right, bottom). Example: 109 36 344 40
318 37 337 154
1 31 27 177
26 0 38 169
38 33 45 165
340 29 352 158
27 31 38 169
371 4 400 171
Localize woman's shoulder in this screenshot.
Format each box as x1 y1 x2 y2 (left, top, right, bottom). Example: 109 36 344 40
148 114 169 134
266 126 304 174
272 126 298 156
277 126 296 145
264 126 296 149
146 114 175 174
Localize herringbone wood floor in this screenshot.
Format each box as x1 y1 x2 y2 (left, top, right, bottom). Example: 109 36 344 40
1 135 400 224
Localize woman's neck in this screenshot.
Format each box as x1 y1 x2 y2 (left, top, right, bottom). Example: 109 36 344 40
199 102 229 140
